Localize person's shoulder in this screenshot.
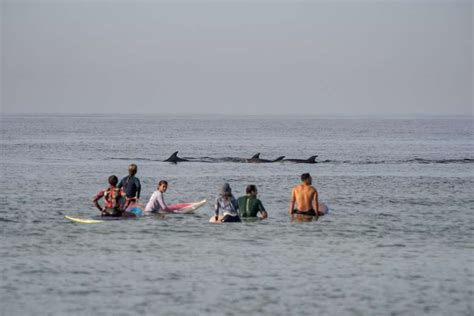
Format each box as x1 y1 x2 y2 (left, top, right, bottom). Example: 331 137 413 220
293 183 303 190
237 196 245 202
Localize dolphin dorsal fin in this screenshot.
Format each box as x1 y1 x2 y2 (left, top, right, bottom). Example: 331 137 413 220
251 153 261 159
165 151 179 161
274 156 285 162
307 155 318 163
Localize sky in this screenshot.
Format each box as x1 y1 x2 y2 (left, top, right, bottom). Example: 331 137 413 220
1 0 472 115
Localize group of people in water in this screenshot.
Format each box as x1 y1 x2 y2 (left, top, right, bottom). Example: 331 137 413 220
93 164 324 222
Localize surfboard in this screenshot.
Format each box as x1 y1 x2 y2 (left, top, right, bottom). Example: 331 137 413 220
165 199 207 214
64 215 103 223
209 215 224 223
126 203 145 216
319 203 329 214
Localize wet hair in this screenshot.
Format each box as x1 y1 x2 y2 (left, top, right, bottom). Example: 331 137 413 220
157 180 168 189
246 185 257 194
301 173 311 182
108 175 118 186
128 164 138 176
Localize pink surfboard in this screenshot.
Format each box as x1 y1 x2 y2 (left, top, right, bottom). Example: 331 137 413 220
164 199 207 214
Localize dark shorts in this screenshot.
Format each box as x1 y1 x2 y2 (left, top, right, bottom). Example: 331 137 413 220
292 209 317 216
103 208 123 217
222 215 241 223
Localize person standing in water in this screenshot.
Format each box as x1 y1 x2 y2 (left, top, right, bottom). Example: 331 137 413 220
237 185 268 219
289 173 323 217
214 183 240 223
93 175 126 217
144 180 171 213
118 164 141 208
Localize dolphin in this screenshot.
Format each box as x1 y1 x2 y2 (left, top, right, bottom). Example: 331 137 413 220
246 153 286 163
164 151 189 163
283 155 318 164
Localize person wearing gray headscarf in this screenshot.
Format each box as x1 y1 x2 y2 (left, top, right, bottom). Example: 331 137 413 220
214 183 241 223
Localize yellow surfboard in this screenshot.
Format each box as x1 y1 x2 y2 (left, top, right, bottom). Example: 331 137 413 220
64 215 103 223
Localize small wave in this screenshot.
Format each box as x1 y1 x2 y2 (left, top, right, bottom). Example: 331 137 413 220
0 217 18 223
320 158 474 165
376 244 406 248
108 157 156 161
404 158 474 164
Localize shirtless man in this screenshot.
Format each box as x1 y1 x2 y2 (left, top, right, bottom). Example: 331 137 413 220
288 173 324 218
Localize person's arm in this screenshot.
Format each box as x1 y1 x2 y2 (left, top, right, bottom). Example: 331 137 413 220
135 178 141 200
157 192 168 211
258 200 268 219
214 199 220 221
119 190 128 210
313 189 320 215
93 190 105 212
117 178 123 189
288 188 296 215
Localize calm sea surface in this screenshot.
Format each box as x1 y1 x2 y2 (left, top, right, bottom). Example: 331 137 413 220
1 115 473 315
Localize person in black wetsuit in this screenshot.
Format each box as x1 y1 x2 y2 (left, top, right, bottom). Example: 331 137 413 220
118 164 141 209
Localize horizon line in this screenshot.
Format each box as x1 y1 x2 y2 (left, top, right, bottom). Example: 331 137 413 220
1 112 473 118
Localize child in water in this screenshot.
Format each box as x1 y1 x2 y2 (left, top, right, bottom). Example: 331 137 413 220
93 175 126 217
118 164 141 209
144 180 171 213
214 183 240 223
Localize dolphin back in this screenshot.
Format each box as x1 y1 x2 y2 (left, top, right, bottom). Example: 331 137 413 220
273 156 286 162
164 151 186 162
307 155 318 163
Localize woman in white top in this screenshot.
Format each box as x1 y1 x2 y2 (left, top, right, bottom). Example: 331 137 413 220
144 180 170 213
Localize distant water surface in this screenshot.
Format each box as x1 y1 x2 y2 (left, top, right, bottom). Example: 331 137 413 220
1 115 473 315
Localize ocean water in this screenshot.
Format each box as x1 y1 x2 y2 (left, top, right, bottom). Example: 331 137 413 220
0 114 473 315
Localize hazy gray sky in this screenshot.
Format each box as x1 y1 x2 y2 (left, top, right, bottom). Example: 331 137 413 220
1 0 472 115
